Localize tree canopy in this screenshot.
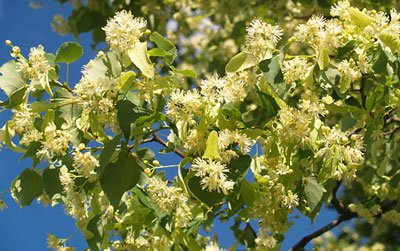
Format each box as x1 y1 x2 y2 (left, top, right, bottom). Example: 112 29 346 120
1 0 400 250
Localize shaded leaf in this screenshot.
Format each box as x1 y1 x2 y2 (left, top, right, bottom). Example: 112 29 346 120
100 145 142 208
11 168 43 207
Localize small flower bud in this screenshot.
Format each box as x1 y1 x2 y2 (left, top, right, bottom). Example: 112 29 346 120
350 134 358 141
152 160 159 166
78 143 85 150
145 29 151 35
144 168 151 174
5 40 11 46
143 160 149 165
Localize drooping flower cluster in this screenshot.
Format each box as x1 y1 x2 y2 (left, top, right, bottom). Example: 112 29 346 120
218 129 253 154
203 242 225 251
245 18 283 61
36 122 72 160
72 148 99 181
146 177 192 227
51 14 70 35
296 15 343 54
17 44 52 81
191 158 235 195
74 64 119 130
102 10 147 53
282 57 311 84
315 126 364 183
166 89 203 123
58 165 89 220
10 107 42 146
349 202 381 224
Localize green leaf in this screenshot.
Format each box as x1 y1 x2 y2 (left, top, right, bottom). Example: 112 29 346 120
0 61 26 107
41 109 55 131
170 67 197 78
19 141 42 167
304 176 326 212
240 179 256 206
243 91 280 127
220 104 243 122
52 88 82 124
227 155 251 182
55 42 83 63
337 41 357 59
152 93 166 113
325 103 363 113
86 214 105 251
98 134 122 176
4 121 26 153
42 166 63 198
89 112 108 142
149 31 177 64
202 131 220 160
11 168 44 207
379 33 400 53
100 145 142 208
225 51 257 73
116 100 152 141
257 91 280 121
371 46 388 75
348 7 375 28
119 71 137 92
259 55 284 84
85 52 122 81
127 41 155 78
187 176 225 207
30 101 54 113
317 48 330 70
148 48 168 57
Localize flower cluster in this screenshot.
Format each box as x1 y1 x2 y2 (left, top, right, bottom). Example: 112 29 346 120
103 10 147 53
245 18 283 61
146 177 192 227
74 66 119 130
37 123 72 160
72 148 99 181
17 44 52 81
10 107 42 146
192 158 235 195
349 202 381 224
218 129 253 154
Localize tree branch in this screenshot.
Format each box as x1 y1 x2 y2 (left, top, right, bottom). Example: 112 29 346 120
152 134 185 158
289 214 354 251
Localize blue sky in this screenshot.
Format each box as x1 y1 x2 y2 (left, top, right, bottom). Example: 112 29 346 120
0 1 340 250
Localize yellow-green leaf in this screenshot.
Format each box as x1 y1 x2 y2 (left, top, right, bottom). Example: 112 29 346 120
119 71 137 91
202 131 220 160
317 48 329 70
5 121 25 153
127 42 154 78
379 33 400 53
348 7 374 28
225 51 258 73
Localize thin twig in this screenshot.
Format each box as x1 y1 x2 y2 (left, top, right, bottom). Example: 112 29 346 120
152 134 185 158
360 76 366 109
383 125 400 136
